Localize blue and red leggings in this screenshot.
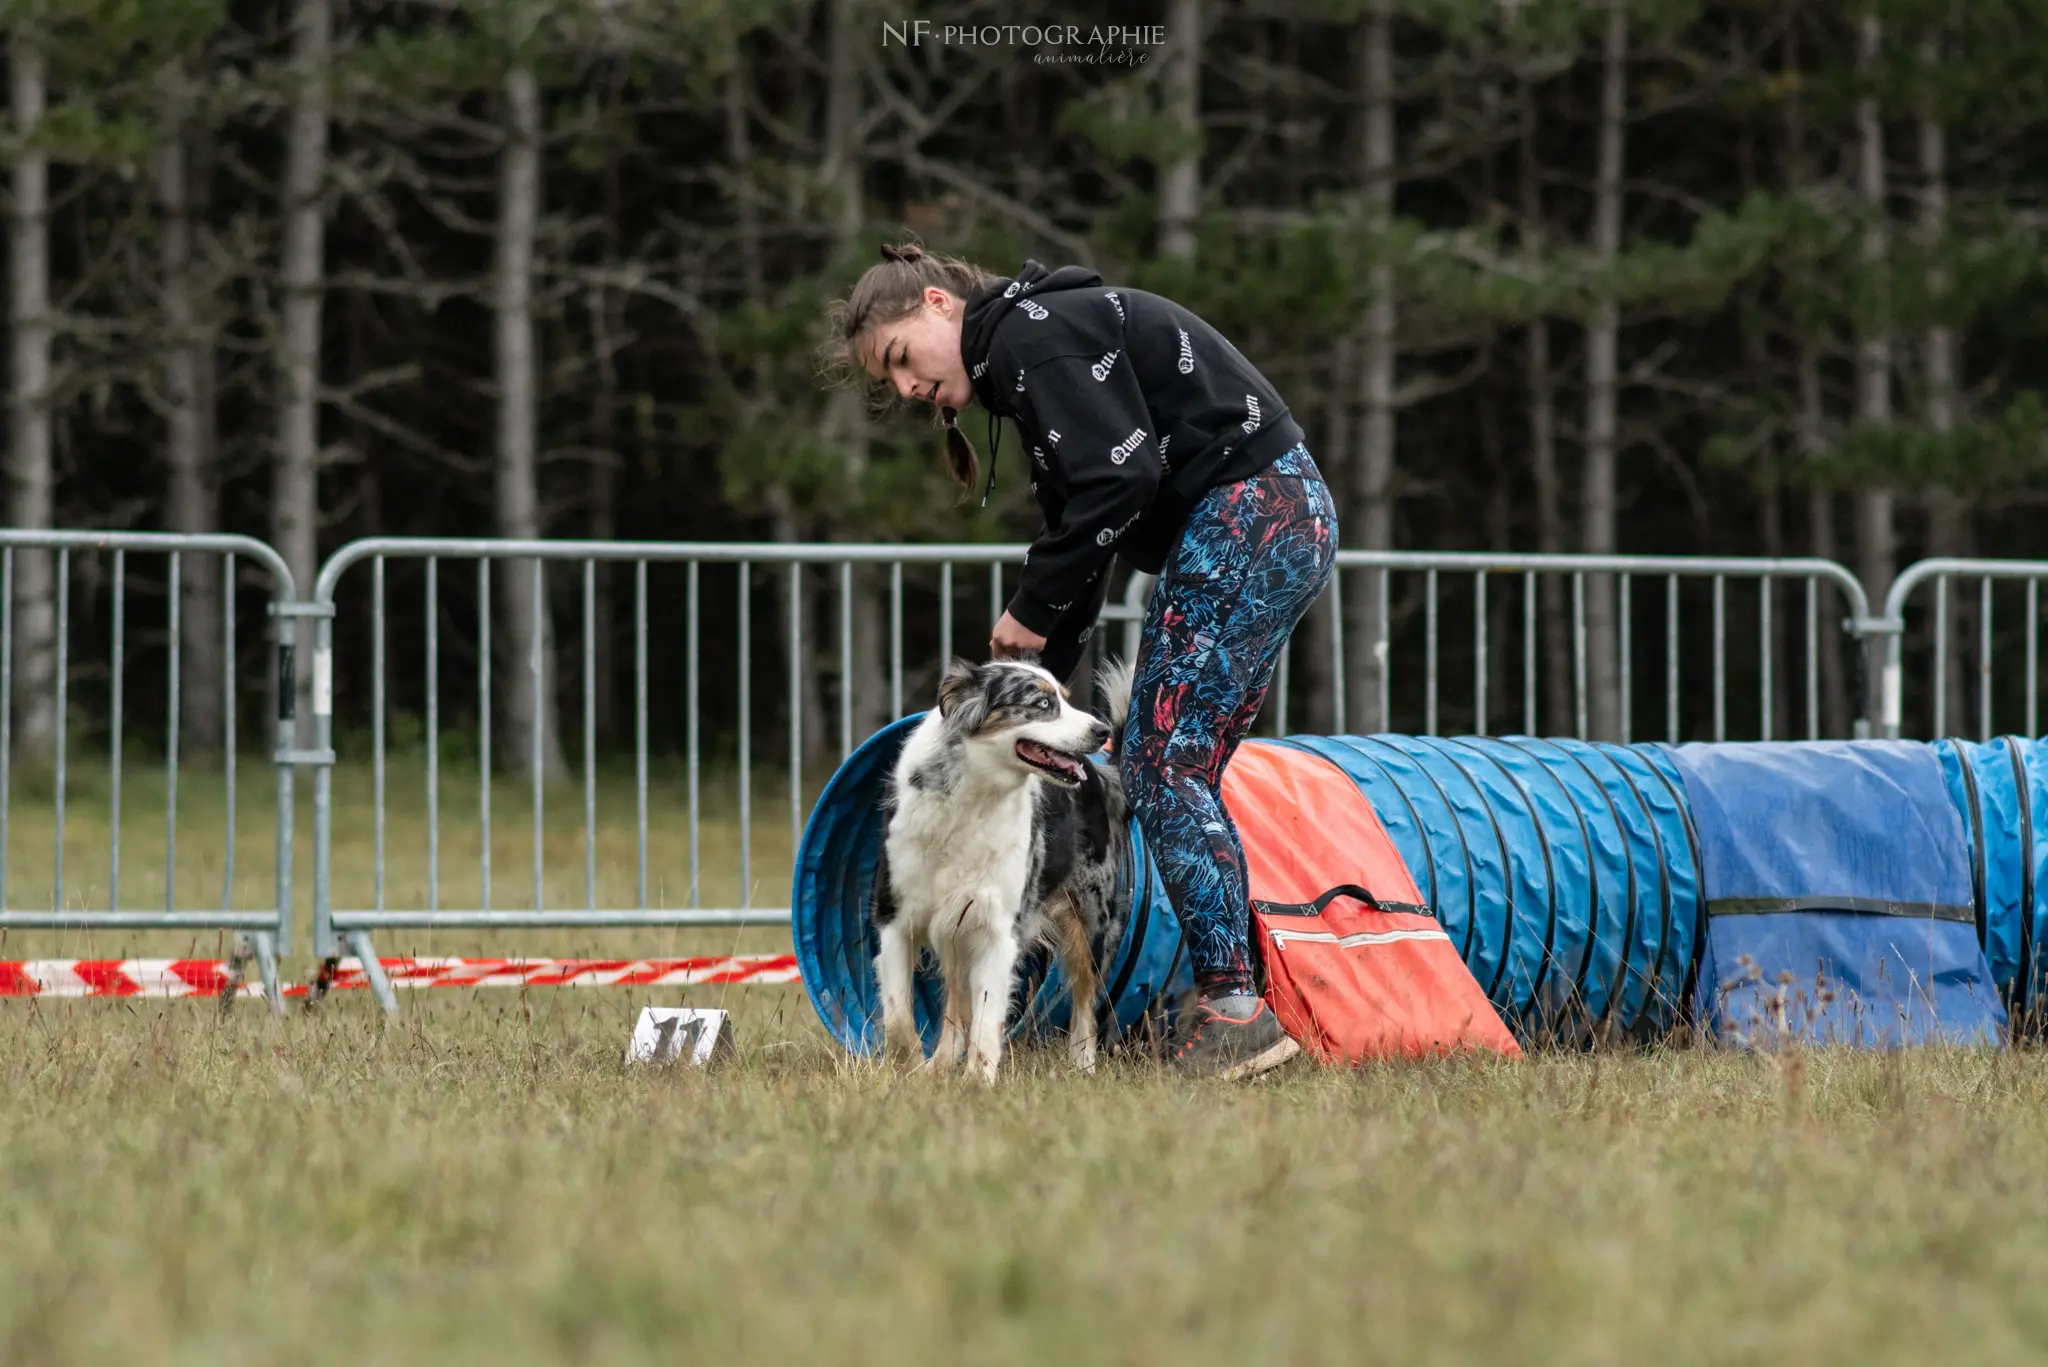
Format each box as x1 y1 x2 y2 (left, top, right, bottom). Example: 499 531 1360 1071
1118 444 1339 998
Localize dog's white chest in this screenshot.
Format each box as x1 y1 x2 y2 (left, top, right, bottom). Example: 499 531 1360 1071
886 785 1033 940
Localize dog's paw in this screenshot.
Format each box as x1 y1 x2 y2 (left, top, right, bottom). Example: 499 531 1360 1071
1068 1044 1098 1076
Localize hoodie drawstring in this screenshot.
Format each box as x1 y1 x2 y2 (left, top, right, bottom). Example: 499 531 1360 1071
980 412 1001 508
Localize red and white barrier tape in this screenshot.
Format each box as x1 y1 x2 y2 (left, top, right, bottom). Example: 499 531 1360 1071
0 955 801 999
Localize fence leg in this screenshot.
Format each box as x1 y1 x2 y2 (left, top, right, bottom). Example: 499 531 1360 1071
252 931 284 1017
348 930 400 1015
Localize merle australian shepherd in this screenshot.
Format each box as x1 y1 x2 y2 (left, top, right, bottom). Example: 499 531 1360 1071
870 654 1135 1083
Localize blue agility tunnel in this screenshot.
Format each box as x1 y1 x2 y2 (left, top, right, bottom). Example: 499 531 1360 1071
792 715 1195 1056
793 720 2048 1054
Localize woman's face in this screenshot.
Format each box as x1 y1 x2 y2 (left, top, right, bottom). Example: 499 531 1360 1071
862 287 972 411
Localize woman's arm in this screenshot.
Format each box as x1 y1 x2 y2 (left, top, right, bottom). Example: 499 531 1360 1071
1004 351 1162 638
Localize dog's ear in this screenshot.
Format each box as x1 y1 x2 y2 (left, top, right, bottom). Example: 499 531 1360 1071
937 657 981 719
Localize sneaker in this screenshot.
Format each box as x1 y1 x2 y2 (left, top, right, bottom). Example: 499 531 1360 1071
1168 993 1300 1080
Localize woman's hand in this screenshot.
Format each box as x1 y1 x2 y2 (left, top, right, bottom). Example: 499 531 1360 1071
989 611 1047 660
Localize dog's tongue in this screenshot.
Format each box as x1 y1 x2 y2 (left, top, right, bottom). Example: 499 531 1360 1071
1020 740 1080 779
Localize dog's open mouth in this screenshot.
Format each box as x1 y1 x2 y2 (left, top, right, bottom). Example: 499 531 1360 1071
1015 739 1088 786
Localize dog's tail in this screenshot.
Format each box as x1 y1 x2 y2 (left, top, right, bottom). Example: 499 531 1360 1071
1096 655 1136 759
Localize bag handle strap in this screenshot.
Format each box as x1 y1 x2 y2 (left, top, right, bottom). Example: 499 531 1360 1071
1252 883 1433 920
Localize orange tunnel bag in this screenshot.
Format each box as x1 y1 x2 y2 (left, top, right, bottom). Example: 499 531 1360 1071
1221 742 1522 1062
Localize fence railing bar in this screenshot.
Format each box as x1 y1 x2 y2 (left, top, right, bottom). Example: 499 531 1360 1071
478 558 491 915
1666 574 1679 744
1376 569 1390 733
1980 575 1994 743
110 551 124 912
1619 573 1632 744
530 559 544 915
54 549 68 915
584 560 599 913
2030 579 2040 739
1329 569 1347 735
165 552 181 914
0 551 9 913
425 558 439 915
686 560 701 909
840 561 854 763
1934 575 1949 738
1524 570 1536 736
1712 575 1727 743
890 561 903 721
1759 575 1772 744
221 552 235 911
738 559 751 909
1424 568 1438 737
1572 572 1587 741
636 561 649 911
1805 578 1819 741
939 562 953 665
1474 571 1488 738
788 561 802 889
373 556 385 914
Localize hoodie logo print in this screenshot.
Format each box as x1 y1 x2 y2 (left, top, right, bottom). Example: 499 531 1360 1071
1108 426 1147 466
1016 368 1026 392
1177 328 1195 375
1106 291 1125 322
1090 349 1121 382
1017 299 1048 320
1032 445 1048 470
1003 281 1021 298
970 360 988 380
1241 394 1262 432
1047 429 1061 446
1095 508 1142 546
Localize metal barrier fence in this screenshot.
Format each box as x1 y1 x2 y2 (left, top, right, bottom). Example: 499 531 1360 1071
0 530 1922 1017
299 540 1878 1012
0 530 297 1012
1314 551 1876 743
304 540 1162 1012
1879 558 2048 741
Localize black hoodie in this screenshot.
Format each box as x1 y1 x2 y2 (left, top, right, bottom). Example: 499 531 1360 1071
961 260 1307 679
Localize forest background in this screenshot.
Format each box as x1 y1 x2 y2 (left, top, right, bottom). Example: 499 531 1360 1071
6 0 2048 772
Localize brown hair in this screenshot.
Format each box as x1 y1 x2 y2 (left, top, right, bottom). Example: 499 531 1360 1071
818 240 994 500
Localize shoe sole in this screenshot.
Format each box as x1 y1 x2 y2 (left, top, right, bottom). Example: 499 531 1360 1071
1215 1033 1301 1082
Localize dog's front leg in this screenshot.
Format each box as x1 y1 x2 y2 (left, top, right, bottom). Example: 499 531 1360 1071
965 930 1022 1085
875 922 924 1064
922 954 971 1070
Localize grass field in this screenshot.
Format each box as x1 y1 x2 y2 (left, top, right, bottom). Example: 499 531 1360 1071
2 757 2046 1364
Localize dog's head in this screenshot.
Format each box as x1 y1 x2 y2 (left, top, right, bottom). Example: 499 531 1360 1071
935 655 1112 789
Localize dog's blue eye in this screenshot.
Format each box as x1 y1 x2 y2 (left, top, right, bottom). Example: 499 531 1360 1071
1038 696 1053 710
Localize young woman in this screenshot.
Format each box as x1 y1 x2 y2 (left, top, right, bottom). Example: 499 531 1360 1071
822 242 1338 1079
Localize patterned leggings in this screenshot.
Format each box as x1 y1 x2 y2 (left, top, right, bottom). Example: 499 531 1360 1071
1118 444 1339 996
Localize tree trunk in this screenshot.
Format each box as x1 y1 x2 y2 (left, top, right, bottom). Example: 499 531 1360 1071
274 0 329 723
1854 12 1895 607
1581 2 1628 741
1342 1 1396 730
494 61 567 779
824 0 885 749
1521 94 1569 734
7 36 57 757
1293 351 1347 735
1157 0 1201 261
158 59 225 752
1786 24 1850 739
1920 30 1969 735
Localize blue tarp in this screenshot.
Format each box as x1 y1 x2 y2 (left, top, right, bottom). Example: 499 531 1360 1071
1670 740 2005 1048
